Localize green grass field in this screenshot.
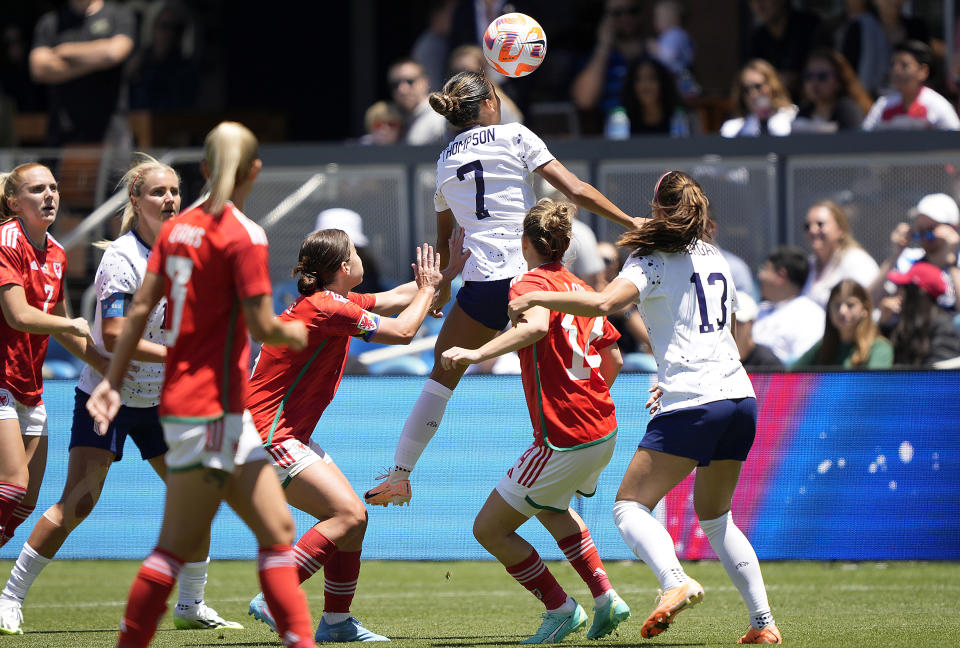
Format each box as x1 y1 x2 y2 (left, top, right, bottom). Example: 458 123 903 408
1 559 957 647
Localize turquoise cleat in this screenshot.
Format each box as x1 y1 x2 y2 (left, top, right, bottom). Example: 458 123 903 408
520 601 587 644
586 593 631 639
247 592 277 633
315 616 390 642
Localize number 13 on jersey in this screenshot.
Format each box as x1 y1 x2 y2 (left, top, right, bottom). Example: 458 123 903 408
690 271 728 333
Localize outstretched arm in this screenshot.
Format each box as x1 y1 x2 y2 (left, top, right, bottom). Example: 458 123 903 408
536 159 642 230
508 277 639 321
441 304 550 369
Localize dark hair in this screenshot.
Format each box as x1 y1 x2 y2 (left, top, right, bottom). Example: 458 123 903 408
803 48 874 114
766 245 809 289
890 283 937 366
428 71 493 129
893 40 933 71
621 56 680 134
818 279 879 367
618 171 713 256
292 229 352 295
523 198 574 262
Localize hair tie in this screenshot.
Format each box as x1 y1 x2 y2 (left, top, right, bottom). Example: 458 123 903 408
653 171 671 200
129 168 148 197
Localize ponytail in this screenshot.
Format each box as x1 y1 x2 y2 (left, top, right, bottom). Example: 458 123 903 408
94 155 179 250
292 229 353 295
203 122 258 216
618 170 713 256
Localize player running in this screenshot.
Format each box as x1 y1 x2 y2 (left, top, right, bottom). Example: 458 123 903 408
246 227 466 642
0 163 108 636
365 69 639 507
441 198 630 644
86 122 317 648
508 172 782 644
0 157 241 636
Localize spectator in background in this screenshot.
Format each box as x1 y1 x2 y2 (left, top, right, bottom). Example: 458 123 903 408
447 45 523 124
647 1 694 81
1 24 45 114
29 0 135 146
388 58 448 145
792 49 873 133
753 245 825 364
874 0 929 49
792 280 893 369
620 56 684 136
412 0 457 93
721 59 797 137
885 263 960 366
871 193 960 313
594 241 652 363
731 292 784 370
571 0 646 132
314 209 384 294
744 0 821 96
359 101 403 146
801 200 879 308
833 0 890 95
128 2 199 111
562 214 605 289
862 40 960 131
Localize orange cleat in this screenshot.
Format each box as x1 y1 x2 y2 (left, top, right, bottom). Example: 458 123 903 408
738 623 782 644
640 579 704 639
363 473 412 506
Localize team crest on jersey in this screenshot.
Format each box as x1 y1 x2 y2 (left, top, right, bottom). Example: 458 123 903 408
30 261 39 271
0 392 8 407
356 311 377 332
52 262 62 278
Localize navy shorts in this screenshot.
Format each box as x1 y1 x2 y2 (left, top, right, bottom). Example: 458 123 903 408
456 278 513 331
640 397 757 466
70 388 167 462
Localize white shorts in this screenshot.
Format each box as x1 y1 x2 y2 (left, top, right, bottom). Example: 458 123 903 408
0 388 48 437
162 411 268 473
497 434 617 518
264 438 333 487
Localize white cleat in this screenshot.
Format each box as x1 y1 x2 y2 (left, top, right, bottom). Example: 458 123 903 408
0 600 23 635
173 602 244 630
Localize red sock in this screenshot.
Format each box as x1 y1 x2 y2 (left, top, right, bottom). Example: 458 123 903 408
323 550 360 614
293 527 337 583
506 549 568 610
1 504 34 546
258 544 316 648
0 483 27 541
558 530 612 599
117 548 183 648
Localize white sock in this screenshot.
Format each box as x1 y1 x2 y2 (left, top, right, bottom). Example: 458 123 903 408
698 512 772 627
1 543 51 603
613 500 689 591
593 589 614 608
176 557 209 609
392 379 453 472
546 595 576 614
322 611 351 625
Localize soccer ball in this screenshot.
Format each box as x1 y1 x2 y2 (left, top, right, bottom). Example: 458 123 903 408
481 13 547 78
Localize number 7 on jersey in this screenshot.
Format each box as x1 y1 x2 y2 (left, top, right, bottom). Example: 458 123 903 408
456 160 491 219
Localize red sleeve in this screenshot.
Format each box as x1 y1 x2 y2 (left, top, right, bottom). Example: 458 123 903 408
146 233 165 276
0 244 25 289
508 275 550 301
232 239 272 300
593 317 621 351
310 296 379 338
347 292 377 311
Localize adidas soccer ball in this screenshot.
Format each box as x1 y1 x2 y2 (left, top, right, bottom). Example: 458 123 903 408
482 13 547 78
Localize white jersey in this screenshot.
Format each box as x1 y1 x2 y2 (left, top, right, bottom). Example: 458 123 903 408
617 241 754 413
434 122 555 281
77 231 167 407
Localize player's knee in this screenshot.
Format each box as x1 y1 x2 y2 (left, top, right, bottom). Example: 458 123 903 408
72 491 96 521
339 500 368 538
472 518 495 549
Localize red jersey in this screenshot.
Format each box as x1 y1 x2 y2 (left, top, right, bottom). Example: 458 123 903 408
247 290 379 445
146 202 272 421
0 219 67 406
509 263 619 449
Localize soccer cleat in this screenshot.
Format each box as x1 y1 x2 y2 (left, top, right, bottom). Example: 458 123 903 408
174 602 244 630
315 616 390 642
640 579 704 639
0 600 23 635
738 622 782 644
520 601 587 644
586 592 631 640
248 592 277 633
363 472 411 507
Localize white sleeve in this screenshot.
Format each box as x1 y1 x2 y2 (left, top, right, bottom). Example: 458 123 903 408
861 97 885 131
617 254 661 302
434 187 449 212
930 94 960 130
515 124 554 171
95 248 139 301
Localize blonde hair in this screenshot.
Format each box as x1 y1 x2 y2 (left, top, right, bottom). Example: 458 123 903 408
203 121 258 216
95 155 180 250
523 198 574 262
732 59 793 116
808 200 861 252
364 100 403 132
0 163 50 223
